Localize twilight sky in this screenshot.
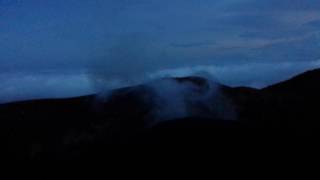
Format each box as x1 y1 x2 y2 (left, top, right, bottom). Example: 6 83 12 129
1 0 320 103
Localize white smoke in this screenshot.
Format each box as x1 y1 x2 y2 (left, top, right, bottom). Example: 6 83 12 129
144 77 237 126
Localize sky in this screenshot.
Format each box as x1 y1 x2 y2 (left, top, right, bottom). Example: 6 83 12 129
1 0 320 103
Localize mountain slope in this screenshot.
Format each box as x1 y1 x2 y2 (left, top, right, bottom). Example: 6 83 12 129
263 68 320 94
259 68 320 132
1 68 320 161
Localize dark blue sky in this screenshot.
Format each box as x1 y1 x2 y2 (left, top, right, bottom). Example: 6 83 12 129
1 0 320 103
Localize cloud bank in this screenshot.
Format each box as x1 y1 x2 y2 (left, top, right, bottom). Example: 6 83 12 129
1 0 320 103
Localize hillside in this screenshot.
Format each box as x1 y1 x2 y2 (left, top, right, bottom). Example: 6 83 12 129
1 69 320 161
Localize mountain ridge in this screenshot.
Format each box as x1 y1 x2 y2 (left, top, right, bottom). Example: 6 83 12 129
1 68 320 161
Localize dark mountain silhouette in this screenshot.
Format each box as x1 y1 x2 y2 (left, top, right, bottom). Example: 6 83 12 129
1 68 320 161
261 69 320 133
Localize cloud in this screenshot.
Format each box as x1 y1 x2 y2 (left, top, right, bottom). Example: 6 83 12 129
86 34 170 91
0 72 94 104
279 11 320 26
1 58 320 104
145 77 236 125
226 0 320 12
1 0 320 103
149 59 320 88
170 42 215 48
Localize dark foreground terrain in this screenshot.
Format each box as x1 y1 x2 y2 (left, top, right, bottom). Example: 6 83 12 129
1 68 320 162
